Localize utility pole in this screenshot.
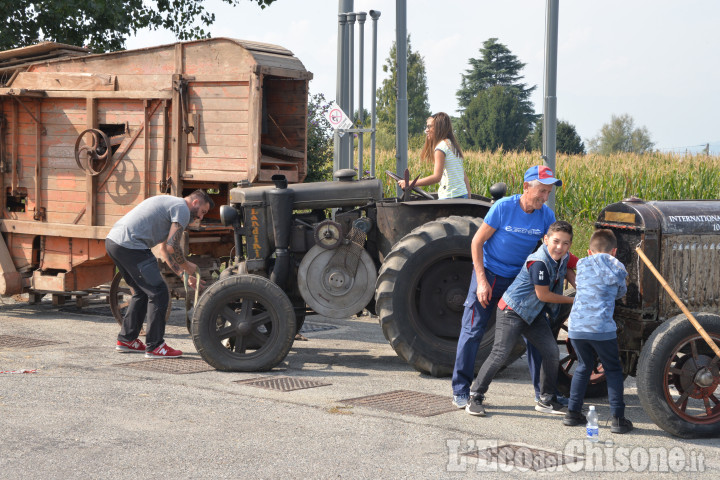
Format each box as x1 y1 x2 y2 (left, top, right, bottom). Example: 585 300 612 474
395 0 408 196
543 0 559 209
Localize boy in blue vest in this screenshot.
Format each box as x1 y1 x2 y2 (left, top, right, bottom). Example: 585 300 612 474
563 229 633 434
466 221 575 416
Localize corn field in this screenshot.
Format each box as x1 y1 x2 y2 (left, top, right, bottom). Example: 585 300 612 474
372 149 720 255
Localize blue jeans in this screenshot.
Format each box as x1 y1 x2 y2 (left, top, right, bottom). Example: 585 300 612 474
470 308 559 404
452 268 514 396
568 337 625 417
526 312 564 398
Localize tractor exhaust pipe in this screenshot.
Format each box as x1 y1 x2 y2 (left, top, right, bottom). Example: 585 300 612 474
267 175 294 289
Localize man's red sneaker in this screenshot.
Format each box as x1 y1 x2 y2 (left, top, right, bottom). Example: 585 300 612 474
116 338 146 353
145 342 182 358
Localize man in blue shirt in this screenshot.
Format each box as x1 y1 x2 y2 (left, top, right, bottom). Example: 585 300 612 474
451 165 561 408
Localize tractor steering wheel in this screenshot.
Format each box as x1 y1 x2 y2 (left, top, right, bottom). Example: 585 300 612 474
385 170 435 200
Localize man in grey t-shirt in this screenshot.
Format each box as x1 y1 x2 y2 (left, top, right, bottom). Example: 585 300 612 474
106 190 213 358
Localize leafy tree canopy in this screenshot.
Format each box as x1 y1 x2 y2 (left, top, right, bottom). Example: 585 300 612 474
375 35 431 138
0 0 276 53
456 85 529 151
527 118 585 155
456 37 536 114
305 92 334 182
587 113 655 154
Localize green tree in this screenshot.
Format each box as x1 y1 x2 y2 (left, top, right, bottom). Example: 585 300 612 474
375 35 431 143
0 0 276 53
456 86 529 151
456 38 538 150
587 114 655 154
305 92 334 182
456 38 536 114
527 118 585 155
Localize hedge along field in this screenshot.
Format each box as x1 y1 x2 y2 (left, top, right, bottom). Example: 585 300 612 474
372 149 720 256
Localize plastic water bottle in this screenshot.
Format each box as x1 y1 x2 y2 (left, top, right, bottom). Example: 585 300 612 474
586 405 599 442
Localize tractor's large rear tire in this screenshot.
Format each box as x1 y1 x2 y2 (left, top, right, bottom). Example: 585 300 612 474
636 313 720 438
191 275 295 372
376 216 523 377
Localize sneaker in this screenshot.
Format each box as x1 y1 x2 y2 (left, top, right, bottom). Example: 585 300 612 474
535 399 568 415
563 410 587 426
537 393 569 406
465 394 486 417
145 342 182 358
116 338 146 353
611 416 634 434
452 394 469 409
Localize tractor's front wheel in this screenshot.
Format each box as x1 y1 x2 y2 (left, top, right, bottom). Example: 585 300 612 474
637 313 720 438
191 275 295 372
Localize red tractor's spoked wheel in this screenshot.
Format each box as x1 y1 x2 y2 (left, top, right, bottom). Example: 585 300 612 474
664 333 720 424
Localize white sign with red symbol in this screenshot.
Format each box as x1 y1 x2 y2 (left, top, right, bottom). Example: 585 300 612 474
324 102 353 134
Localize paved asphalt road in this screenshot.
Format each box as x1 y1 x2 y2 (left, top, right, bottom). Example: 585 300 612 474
0 296 718 479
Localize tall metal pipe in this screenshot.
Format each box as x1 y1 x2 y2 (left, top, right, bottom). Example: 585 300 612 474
335 1 353 174
357 12 366 178
347 12 356 170
543 0 559 209
369 10 381 177
335 9 347 173
395 0 408 196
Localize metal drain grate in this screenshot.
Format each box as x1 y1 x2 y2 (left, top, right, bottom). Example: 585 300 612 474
341 390 456 417
462 444 583 471
0 335 65 348
299 322 339 333
234 376 331 391
115 357 214 374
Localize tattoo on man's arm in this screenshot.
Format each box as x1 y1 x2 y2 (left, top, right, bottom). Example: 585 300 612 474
167 223 187 274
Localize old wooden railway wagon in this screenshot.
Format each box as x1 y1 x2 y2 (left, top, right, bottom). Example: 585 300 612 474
0 39 312 305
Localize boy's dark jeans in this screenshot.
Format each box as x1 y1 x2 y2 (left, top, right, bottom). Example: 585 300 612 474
105 239 169 351
470 308 559 404
568 338 626 417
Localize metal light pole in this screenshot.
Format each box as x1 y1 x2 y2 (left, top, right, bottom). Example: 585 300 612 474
395 0 408 196
369 10 381 177
543 0 559 209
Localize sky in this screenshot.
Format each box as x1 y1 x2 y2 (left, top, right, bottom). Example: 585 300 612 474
126 0 720 154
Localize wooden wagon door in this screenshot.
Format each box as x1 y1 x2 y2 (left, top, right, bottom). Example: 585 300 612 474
182 78 252 182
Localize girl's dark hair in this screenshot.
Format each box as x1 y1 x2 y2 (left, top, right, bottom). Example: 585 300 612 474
421 112 464 162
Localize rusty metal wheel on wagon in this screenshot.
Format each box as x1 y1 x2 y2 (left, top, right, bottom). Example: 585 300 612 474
637 313 720 438
109 271 172 326
74 128 111 176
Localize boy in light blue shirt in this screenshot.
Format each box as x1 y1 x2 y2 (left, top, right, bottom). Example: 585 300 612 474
563 229 633 434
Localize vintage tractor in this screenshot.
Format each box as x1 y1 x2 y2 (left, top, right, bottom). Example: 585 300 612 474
190 169 509 377
554 198 720 438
